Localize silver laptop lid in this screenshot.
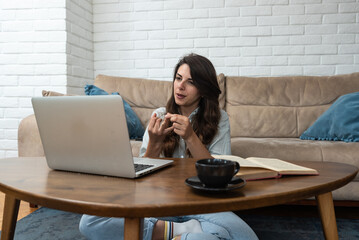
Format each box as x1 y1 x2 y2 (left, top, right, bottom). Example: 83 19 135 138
32 95 137 178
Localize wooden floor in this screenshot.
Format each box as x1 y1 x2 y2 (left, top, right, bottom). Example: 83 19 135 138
0 192 37 231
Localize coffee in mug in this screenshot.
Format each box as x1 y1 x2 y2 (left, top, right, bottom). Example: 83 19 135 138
195 158 240 188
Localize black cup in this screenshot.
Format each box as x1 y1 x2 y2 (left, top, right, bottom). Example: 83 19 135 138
195 158 240 188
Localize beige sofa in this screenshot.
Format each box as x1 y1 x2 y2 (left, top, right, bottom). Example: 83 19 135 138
18 72 359 202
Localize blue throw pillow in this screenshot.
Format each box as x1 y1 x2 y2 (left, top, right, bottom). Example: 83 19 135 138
300 91 359 142
84 85 145 140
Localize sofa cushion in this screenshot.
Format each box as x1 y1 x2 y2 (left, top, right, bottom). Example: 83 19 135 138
230 137 359 181
231 137 324 162
300 91 359 142
84 85 145 140
226 72 359 138
18 114 45 157
94 75 172 128
130 140 142 157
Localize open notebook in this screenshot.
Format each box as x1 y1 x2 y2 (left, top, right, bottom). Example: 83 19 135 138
213 155 319 181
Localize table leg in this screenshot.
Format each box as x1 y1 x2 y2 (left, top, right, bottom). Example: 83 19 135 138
1 194 20 240
124 217 144 240
316 192 338 240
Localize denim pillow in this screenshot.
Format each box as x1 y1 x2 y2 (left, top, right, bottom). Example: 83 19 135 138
84 84 145 140
300 91 359 142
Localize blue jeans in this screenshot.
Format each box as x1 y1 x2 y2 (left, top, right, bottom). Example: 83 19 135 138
79 212 258 240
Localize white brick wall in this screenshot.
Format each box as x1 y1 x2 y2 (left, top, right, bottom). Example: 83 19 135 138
1 0 359 156
93 0 359 79
0 0 93 156
0 1 67 157
66 0 94 94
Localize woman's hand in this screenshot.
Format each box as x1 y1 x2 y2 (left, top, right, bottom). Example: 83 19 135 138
144 113 174 158
165 113 194 140
148 113 173 144
165 113 212 159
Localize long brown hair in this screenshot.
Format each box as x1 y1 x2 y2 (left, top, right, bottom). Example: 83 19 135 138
163 53 221 157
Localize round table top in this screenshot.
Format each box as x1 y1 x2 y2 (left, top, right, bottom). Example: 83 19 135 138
0 157 357 218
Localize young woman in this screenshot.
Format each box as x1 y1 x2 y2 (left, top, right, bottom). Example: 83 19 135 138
79 54 258 240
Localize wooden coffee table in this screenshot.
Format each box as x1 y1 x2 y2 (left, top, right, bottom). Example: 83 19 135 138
0 157 357 240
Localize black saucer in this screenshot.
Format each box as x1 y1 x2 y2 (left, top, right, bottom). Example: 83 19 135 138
185 176 246 192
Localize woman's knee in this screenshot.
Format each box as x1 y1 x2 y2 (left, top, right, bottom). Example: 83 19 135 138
187 212 258 240
79 215 100 238
79 215 158 240
180 232 222 240
188 212 237 225
79 215 125 240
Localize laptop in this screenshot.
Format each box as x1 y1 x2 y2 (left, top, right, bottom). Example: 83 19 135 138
31 95 173 178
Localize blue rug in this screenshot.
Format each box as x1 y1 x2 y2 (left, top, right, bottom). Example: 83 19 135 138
4 207 85 240
1 207 358 239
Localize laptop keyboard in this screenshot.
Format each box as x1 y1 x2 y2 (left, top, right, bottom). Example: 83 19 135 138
134 163 154 172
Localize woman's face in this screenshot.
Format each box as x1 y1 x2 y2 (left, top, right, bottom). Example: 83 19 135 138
173 64 201 116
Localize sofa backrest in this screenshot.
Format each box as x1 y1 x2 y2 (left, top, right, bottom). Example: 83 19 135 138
226 72 359 138
94 74 226 128
95 75 172 128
